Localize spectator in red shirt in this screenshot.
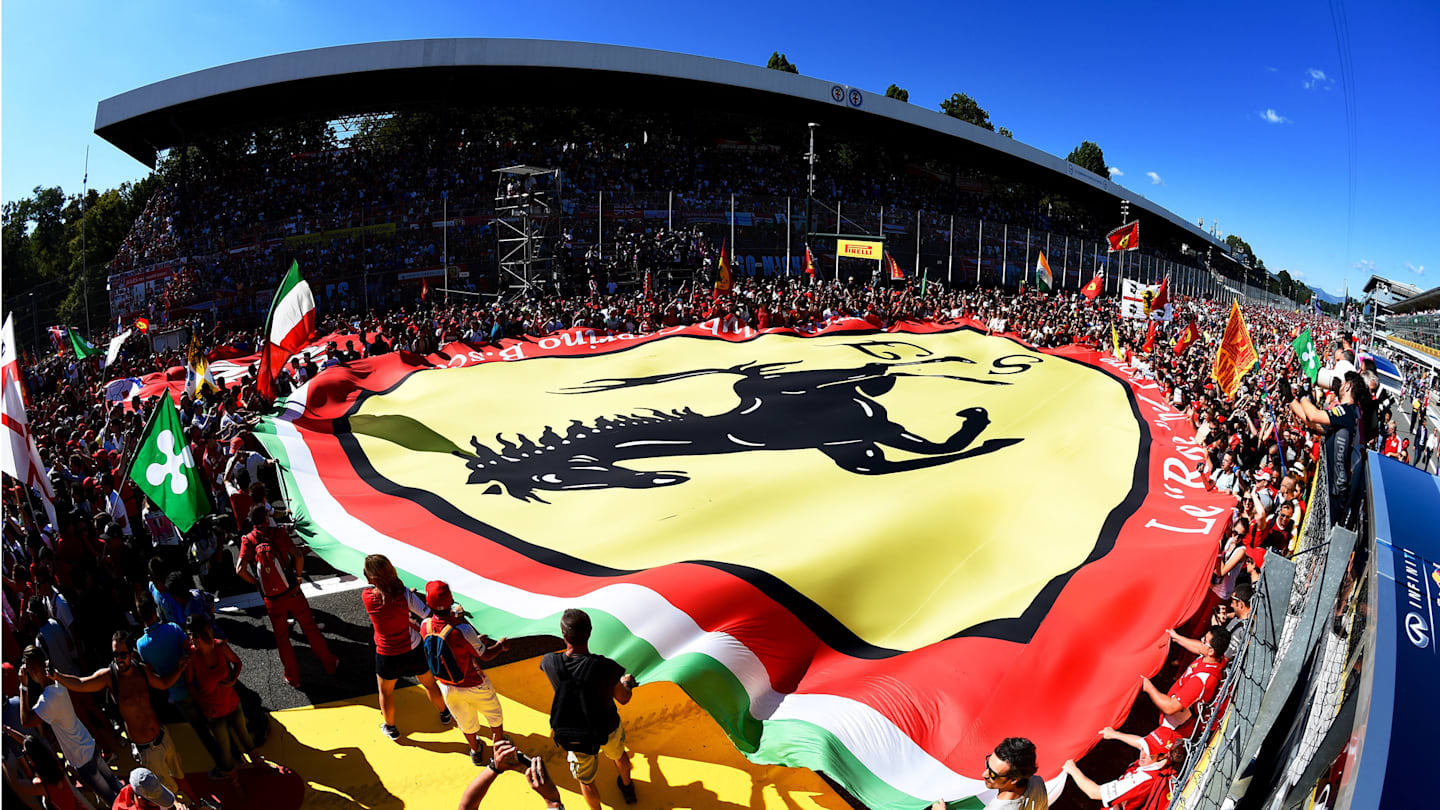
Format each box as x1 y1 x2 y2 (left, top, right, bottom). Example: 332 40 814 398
235 504 337 687
1062 730 1187 809
184 614 263 780
1140 625 1230 750
360 554 449 740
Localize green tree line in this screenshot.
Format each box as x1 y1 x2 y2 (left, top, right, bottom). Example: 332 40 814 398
2 176 161 344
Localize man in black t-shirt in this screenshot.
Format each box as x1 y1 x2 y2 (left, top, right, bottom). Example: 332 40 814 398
540 609 639 807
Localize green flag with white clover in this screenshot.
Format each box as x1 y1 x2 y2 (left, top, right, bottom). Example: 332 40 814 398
1291 328 1321 383
127 394 210 532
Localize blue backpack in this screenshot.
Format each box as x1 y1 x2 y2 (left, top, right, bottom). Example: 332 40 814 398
422 621 468 684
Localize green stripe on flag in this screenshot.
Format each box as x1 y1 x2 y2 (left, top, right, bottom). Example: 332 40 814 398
254 421 942 810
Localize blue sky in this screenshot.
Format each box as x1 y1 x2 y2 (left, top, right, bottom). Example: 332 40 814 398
4 0 1436 298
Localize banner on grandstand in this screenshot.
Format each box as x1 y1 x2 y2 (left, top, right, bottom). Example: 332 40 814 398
257 319 1231 809
837 238 884 261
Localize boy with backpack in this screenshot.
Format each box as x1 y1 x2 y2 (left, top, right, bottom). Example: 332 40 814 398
236 503 338 688
420 580 509 766
541 608 639 808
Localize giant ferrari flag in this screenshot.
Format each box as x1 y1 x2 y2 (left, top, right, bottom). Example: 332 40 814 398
257 319 1231 809
1213 301 1259 398
256 261 316 401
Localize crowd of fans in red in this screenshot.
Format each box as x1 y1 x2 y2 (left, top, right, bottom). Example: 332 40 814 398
6 253 1424 809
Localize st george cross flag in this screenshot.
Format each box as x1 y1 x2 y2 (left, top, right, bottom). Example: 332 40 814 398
127 393 210 532
1 314 57 521
1036 252 1054 291
67 327 103 361
256 261 316 402
1292 328 1321 382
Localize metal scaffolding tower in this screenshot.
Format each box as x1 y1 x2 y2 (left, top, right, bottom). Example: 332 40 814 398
494 165 562 300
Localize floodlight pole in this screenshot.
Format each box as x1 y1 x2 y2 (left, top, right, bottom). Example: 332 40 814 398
442 190 449 304
81 146 91 336
805 123 817 269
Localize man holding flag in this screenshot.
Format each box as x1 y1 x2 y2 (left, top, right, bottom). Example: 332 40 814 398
1213 301 1259 398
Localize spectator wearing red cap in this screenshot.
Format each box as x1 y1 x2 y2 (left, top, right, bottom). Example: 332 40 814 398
419 580 509 766
236 504 337 687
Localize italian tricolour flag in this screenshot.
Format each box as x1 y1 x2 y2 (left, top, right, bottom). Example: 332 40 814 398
256 261 316 401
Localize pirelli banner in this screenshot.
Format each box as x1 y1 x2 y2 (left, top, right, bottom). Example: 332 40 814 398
837 238 884 261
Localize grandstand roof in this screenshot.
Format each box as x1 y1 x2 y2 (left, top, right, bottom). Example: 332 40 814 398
1388 284 1440 314
1361 275 1424 298
95 38 1228 254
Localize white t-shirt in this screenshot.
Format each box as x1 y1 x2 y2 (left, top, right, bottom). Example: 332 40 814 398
33 684 95 766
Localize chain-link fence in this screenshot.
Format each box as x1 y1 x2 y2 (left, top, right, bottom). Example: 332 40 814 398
1172 458 1369 810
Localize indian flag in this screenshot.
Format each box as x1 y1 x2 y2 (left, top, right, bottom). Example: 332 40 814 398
256 261 316 401
1036 252 1054 292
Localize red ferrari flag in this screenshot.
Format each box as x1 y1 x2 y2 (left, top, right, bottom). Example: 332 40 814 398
714 240 733 296
421 277 430 302
1081 274 1104 300
1173 322 1199 355
1151 276 1170 311
804 246 816 278
135 317 150 334
1107 221 1140 252
885 251 905 281
1143 321 1157 353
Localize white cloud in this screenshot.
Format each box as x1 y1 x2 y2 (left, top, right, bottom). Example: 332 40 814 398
1407 262 1426 276
1260 108 1290 124
1303 68 1334 90
1354 259 1377 273
1146 171 1163 185
1265 66 1279 72
1108 167 1123 177
1293 270 1306 278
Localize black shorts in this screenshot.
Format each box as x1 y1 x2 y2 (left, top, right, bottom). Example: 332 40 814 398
375 645 430 681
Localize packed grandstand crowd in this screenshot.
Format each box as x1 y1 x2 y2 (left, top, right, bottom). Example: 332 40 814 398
104 117 1142 320
7 233 1436 809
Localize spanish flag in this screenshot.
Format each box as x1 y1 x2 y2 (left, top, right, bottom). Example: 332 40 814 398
1107 221 1140 252
1212 301 1259 398
715 240 733 296
1081 274 1103 300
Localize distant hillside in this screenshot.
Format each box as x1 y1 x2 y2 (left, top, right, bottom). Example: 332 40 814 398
1310 286 1345 305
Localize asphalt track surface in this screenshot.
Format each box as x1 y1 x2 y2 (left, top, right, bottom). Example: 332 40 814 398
212 567 565 714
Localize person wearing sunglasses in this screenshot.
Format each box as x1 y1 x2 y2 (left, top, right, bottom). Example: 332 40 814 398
51 631 206 807
933 737 1047 809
